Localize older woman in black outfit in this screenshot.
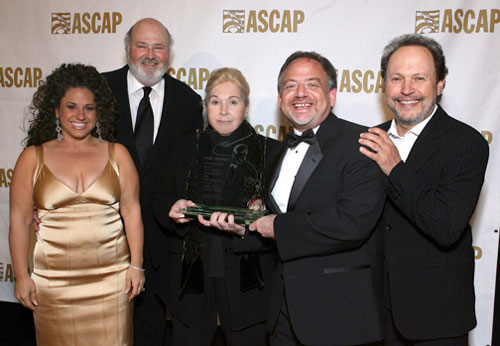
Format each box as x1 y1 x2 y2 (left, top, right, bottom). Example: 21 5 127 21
153 67 280 346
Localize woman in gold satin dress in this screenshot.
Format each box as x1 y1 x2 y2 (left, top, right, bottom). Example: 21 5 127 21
9 63 145 346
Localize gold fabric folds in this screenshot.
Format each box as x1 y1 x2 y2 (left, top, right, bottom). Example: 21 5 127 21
31 143 132 346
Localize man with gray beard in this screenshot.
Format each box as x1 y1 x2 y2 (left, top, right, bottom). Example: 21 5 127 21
103 18 203 346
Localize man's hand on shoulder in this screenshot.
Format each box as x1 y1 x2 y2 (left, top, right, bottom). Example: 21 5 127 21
359 127 401 176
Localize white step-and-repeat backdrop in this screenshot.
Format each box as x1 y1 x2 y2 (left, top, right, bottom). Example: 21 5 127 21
1 0 498 344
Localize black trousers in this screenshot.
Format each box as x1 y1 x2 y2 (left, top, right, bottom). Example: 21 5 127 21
134 291 169 346
172 278 269 346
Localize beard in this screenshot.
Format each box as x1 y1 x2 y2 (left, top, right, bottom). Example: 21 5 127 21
128 56 168 86
287 112 315 127
389 92 438 127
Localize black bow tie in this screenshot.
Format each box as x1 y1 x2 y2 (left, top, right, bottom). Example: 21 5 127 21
286 129 316 148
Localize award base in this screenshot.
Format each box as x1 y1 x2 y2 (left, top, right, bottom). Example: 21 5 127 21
179 204 269 225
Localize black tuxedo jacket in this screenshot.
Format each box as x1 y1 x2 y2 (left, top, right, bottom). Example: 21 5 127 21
266 114 386 345
379 106 489 339
103 66 202 325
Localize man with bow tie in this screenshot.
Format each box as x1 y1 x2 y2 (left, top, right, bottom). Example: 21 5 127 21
248 51 386 345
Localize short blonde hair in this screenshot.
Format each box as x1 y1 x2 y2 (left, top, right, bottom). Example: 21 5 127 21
204 67 250 106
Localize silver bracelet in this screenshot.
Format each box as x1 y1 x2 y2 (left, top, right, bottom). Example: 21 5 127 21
128 264 145 272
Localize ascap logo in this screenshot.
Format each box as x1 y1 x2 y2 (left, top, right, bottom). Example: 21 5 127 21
415 10 440 33
254 124 293 141
0 262 15 283
338 69 384 94
223 10 245 33
167 67 210 91
415 9 500 34
0 67 42 88
222 10 305 33
51 12 122 34
52 13 71 34
0 168 13 187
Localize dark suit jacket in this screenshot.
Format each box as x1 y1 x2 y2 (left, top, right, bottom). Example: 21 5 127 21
103 66 203 327
152 128 282 331
266 114 386 346
380 106 489 340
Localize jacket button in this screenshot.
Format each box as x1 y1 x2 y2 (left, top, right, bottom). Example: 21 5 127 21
386 224 392 231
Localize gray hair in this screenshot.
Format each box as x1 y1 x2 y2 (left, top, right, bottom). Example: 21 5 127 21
381 34 448 82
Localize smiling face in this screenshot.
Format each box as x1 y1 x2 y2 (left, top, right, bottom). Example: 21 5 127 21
55 88 97 141
206 81 248 136
385 45 445 135
127 18 169 86
278 58 336 132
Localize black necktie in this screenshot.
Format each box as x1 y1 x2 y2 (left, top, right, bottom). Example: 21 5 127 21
135 86 154 164
286 128 316 148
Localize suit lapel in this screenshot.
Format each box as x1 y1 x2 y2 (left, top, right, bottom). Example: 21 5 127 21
404 106 447 172
112 67 141 169
286 114 337 211
112 67 134 136
287 139 323 211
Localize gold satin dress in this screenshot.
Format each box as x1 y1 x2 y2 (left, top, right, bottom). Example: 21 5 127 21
31 142 133 346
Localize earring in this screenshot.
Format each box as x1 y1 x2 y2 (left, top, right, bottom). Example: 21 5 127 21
55 118 63 142
95 121 103 142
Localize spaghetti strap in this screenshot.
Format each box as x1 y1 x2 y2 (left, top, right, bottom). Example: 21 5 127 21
33 145 44 187
108 142 120 177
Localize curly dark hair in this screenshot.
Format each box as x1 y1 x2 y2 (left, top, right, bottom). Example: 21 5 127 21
25 63 118 146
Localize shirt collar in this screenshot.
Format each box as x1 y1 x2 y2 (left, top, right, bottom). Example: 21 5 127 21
293 124 321 136
388 105 438 139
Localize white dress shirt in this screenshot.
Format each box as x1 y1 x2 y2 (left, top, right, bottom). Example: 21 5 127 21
387 105 437 162
127 71 165 142
272 126 320 213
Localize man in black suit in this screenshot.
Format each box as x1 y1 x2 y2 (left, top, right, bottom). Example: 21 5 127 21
103 18 203 346
249 51 386 345
359 34 489 345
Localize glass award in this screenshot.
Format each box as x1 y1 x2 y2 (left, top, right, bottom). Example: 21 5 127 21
181 126 269 225
179 204 269 225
